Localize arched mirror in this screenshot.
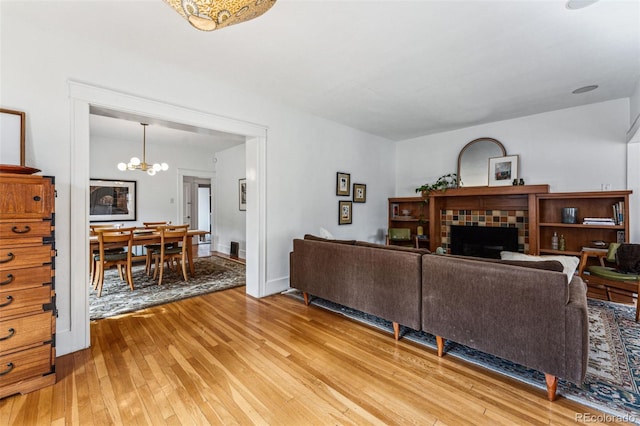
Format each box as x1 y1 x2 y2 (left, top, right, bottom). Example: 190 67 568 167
457 138 506 187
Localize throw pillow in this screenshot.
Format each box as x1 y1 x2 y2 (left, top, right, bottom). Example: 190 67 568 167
499 251 579 282
319 227 335 239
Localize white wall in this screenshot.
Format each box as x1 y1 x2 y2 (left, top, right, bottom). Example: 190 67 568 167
214 144 247 257
90 135 219 226
396 100 630 196
1 3 394 355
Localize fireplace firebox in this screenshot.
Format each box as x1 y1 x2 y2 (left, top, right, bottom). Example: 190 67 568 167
449 225 518 259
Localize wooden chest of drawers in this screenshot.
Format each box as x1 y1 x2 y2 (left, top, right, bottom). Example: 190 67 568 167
0 173 56 398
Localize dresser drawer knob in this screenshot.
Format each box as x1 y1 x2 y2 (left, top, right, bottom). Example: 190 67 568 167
0 363 14 377
11 225 31 234
0 327 15 341
0 295 13 308
0 274 14 286
33 196 41 201
0 253 14 264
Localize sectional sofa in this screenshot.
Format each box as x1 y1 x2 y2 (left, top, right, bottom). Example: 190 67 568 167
289 235 589 401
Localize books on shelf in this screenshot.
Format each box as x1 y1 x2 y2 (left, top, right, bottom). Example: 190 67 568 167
582 217 616 225
612 201 625 225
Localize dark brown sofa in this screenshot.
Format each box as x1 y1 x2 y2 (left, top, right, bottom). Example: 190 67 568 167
289 235 589 400
421 254 589 401
290 236 428 338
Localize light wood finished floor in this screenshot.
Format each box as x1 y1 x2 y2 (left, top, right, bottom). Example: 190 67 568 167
1 287 615 425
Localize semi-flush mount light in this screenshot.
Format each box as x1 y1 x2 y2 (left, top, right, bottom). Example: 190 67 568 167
117 123 169 176
163 0 277 32
566 0 599 10
572 85 599 94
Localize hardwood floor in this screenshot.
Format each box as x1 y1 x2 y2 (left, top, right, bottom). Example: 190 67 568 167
1 287 612 425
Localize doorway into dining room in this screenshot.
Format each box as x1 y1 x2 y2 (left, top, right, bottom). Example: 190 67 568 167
182 175 212 243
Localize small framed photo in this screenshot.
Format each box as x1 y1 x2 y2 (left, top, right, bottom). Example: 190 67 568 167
336 172 350 196
339 201 352 225
353 183 366 203
89 179 136 222
239 178 247 211
488 155 519 187
391 203 399 217
0 108 26 166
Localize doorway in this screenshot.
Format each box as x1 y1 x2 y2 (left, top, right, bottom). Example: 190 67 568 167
68 81 267 355
182 175 212 243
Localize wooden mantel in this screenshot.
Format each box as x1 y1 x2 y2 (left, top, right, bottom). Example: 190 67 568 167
428 184 550 198
427 185 550 253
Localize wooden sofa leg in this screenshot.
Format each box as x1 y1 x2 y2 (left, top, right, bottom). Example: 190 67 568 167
436 336 444 357
392 322 400 341
545 373 558 401
303 292 310 306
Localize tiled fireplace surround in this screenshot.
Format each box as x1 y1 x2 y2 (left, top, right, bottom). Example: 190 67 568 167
440 209 529 253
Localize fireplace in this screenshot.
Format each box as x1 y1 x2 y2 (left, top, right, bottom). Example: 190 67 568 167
449 225 518 259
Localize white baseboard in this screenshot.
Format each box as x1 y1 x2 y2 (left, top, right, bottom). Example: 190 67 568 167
265 276 290 296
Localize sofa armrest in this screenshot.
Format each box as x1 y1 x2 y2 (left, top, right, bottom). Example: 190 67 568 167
564 276 589 383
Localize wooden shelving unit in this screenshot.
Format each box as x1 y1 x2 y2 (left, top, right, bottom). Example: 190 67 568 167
388 197 428 246
535 191 630 256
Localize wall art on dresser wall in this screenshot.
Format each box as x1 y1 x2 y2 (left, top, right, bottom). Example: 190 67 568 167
339 200 352 225
0 108 26 166
336 172 350 196
353 183 366 203
488 155 519 187
89 179 137 222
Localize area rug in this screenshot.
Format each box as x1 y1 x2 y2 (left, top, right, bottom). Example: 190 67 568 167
284 290 640 422
90 256 245 320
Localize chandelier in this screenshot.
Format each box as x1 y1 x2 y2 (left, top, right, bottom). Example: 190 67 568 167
163 0 277 32
117 123 169 176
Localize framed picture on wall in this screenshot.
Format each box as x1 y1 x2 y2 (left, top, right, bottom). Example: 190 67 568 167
336 172 350 196
488 155 519 187
89 179 137 222
353 183 366 203
339 201 352 225
0 108 26 166
239 178 247 211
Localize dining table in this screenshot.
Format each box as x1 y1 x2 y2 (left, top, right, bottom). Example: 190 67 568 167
89 228 210 277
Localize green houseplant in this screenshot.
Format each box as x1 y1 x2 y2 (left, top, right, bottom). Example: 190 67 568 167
415 173 459 198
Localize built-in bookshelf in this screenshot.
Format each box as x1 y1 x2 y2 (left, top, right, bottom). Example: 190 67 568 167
535 191 631 256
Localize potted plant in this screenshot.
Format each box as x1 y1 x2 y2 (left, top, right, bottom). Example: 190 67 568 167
415 173 459 198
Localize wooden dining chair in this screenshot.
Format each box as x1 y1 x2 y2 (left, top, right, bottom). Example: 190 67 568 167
92 227 136 297
152 224 189 285
89 224 124 284
142 221 172 276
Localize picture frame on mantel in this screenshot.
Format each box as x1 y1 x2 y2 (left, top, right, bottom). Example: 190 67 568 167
488 155 519 187
339 201 352 225
336 172 350 196
0 108 26 166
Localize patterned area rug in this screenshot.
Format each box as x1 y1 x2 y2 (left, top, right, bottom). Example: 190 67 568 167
284 290 640 422
90 256 245 320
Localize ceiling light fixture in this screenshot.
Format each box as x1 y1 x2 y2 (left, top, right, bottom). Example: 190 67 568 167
163 0 277 32
117 123 168 176
572 85 599 94
565 0 599 10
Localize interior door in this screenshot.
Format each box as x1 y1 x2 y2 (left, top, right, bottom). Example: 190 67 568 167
182 178 193 226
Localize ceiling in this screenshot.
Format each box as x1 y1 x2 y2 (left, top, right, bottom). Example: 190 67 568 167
23 1 640 143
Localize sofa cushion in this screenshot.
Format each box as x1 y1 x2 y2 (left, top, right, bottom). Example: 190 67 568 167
356 240 431 255
477 257 564 272
303 234 356 245
500 251 579 281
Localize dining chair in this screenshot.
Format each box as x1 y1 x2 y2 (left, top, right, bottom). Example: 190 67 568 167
89 224 124 284
152 224 189 285
92 227 136 297
142 221 172 276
